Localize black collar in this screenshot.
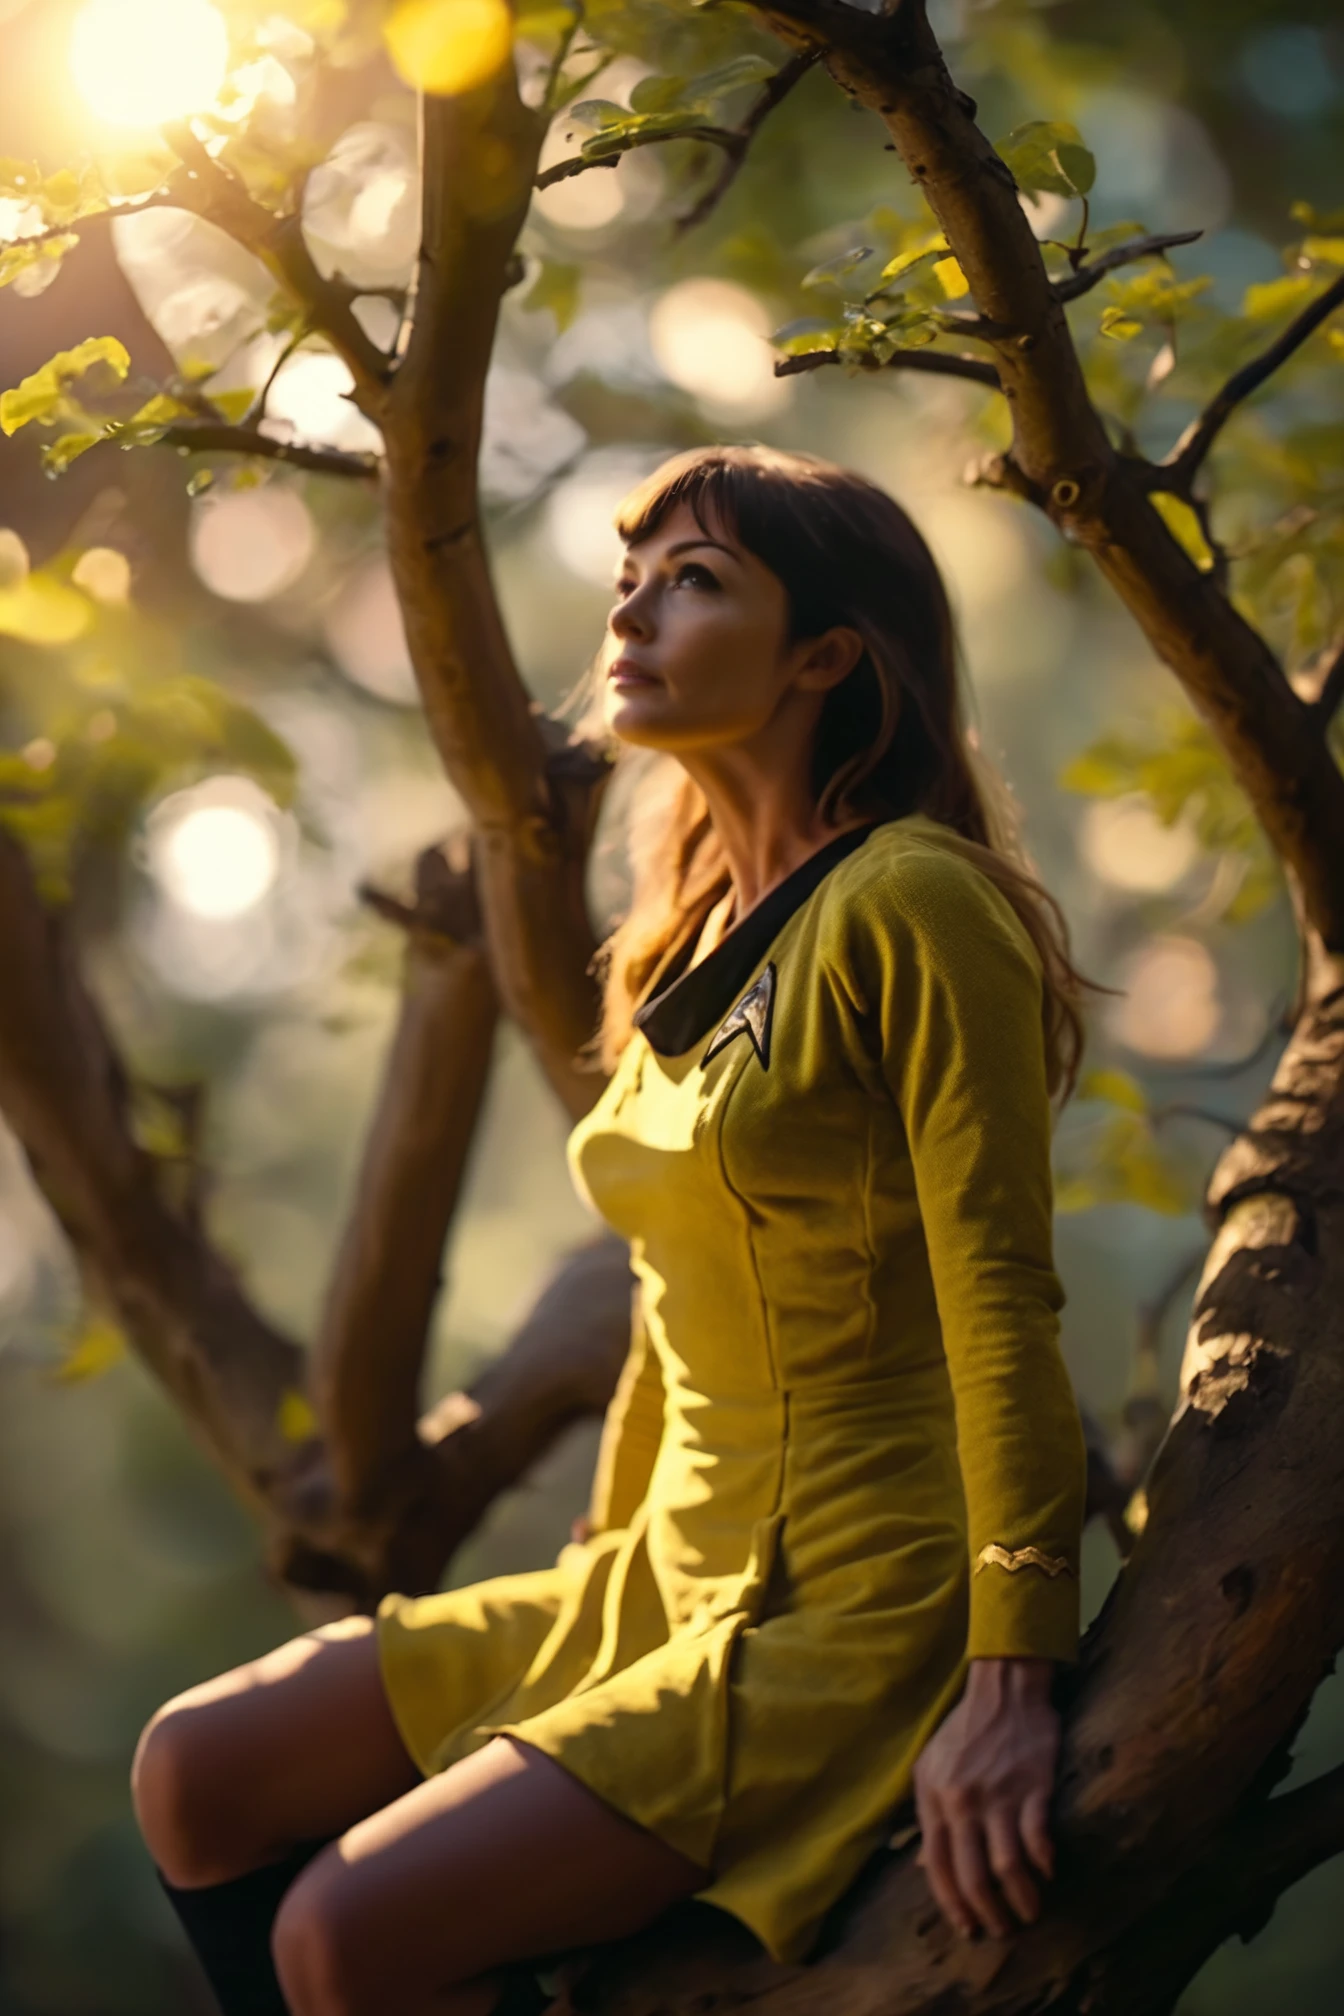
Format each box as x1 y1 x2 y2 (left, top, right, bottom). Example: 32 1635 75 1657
632 821 887 1058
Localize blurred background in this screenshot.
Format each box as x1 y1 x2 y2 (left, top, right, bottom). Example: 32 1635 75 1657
0 0 1342 2008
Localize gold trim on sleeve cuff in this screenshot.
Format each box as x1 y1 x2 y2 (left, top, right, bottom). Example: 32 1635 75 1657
975 1543 1074 1579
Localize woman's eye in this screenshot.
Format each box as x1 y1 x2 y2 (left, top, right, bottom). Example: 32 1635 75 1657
675 563 718 589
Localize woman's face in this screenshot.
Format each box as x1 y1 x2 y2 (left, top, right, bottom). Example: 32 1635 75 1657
598 499 857 753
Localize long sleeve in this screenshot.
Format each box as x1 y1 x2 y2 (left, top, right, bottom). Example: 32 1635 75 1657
586 1298 666 1535
846 843 1087 1662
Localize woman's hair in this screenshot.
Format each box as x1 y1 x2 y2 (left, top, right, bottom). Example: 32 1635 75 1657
574 443 1094 1102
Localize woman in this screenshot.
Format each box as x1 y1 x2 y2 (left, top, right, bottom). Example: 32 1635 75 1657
132 444 1089 2016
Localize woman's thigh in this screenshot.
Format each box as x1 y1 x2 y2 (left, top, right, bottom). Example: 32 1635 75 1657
272 1735 708 2016
132 1614 423 1886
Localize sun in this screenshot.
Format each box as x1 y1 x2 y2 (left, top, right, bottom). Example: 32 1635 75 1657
70 0 230 130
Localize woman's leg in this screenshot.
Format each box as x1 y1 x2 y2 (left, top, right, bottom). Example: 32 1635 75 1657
272 1734 709 2016
131 1614 420 1887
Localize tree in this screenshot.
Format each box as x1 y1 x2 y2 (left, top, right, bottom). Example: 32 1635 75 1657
1 0 1343 2009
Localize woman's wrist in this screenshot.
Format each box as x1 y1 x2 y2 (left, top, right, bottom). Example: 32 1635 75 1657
965 1655 1056 1707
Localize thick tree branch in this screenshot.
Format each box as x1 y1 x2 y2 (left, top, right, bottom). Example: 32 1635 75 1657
1162 271 1344 492
775 345 999 385
748 0 1344 948
1051 229 1203 304
381 75 607 1118
0 826 306 1500
311 842 498 1523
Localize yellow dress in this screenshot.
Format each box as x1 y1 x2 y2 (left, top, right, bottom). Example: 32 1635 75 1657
376 813 1088 1964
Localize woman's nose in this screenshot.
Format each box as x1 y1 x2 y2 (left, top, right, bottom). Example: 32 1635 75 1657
609 585 653 640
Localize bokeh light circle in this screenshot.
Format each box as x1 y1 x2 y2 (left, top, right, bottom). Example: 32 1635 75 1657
189 488 316 603
648 279 790 420
71 0 229 129
146 778 282 920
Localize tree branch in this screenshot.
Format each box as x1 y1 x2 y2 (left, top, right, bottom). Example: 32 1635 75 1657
775 345 1000 385
0 825 306 1501
311 841 499 1524
534 52 820 239
380 78 608 1119
161 121 390 405
1051 229 1204 305
535 128 730 189
1162 271 1344 492
677 48 821 235
748 0 1344 948
155 421 381 481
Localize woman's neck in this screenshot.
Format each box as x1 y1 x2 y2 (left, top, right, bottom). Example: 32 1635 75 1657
678 741 869 923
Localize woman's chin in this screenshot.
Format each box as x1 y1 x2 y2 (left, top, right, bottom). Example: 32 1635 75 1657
603 690 678 749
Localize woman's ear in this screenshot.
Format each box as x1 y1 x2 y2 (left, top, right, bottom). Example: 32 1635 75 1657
793 625 865 693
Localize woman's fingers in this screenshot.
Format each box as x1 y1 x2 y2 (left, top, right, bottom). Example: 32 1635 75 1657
983 1802 1040 1927
1020 1786 1055 1880
919 1812 974 1939
947 1799 1013 1939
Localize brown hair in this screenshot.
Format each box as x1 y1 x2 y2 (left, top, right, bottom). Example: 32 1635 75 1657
574 444 1094 1101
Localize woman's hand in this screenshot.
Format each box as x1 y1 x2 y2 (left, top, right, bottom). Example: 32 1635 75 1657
912 1656 1059 1940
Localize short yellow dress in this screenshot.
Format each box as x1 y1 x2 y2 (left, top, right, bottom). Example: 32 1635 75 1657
376 813 1088 1964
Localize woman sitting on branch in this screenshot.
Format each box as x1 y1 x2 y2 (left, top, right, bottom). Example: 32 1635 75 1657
131 443 1091 2016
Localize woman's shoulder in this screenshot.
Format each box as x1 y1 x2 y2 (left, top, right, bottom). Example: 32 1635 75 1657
813 815 1040 986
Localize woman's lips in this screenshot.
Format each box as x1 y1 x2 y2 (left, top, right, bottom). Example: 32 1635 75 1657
608 658 660 687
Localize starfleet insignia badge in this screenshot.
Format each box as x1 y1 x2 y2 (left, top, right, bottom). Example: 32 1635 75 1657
704 962 776 1070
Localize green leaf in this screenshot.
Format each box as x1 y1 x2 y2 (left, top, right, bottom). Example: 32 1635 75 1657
1242 274 1315 321
1078 1068 1148 1113
0 572 92 643
875 233 945 288
801 245 875 293
520 257 581 332
0 156 41 197
41 431 103 474
210 388 257 424
996 120 1094 199
0 336 131 435
277 1388 320 1443
1054 140 1096 197
566 97 630 131
1151 492 1215 572
0 234 79 292
50 1314 127 1384
771 317 842 356
934 255 968 300
1301 236 1344 270
1099 306 1142 340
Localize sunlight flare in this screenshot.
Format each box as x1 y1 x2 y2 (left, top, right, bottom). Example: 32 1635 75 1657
70 0 229 130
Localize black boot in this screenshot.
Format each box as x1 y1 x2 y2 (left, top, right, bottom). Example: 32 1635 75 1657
156 1838 333 2015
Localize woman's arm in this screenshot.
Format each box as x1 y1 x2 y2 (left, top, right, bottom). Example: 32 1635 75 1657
849 843 1087 1934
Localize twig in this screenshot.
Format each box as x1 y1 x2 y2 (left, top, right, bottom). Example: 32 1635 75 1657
157 421 381 481
775 346 1000 387
535 124 730 188
534 51 820 238
1052 229 1204 305
1162 270 1344 491
676 49 820 235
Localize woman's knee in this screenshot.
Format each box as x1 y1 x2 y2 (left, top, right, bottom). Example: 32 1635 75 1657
271 1855 369 2016
131 1693 229 1886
